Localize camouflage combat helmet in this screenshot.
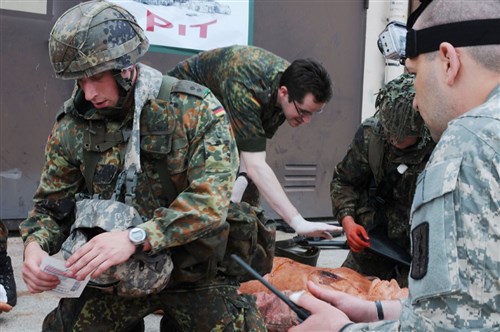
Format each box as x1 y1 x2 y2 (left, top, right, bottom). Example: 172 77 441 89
49 0 149 80
375 73 428 142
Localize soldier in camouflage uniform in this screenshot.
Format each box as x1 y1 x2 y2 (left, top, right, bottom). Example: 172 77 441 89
0 221 16 312
330 73 435 287
19 1 265 331
168 45 342 239
289 1 500 331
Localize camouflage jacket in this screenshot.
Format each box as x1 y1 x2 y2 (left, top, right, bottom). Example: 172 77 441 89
344 85 500 331
20 64 239 285
330 117 435 249
168 45 289 152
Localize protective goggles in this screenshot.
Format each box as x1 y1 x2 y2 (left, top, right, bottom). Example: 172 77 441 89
377 0 500 64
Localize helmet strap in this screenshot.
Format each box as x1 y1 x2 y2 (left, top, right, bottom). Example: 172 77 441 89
113 65 136 92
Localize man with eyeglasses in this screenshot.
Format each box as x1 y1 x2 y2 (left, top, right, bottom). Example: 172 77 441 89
288 0 500 331
168 45 341 239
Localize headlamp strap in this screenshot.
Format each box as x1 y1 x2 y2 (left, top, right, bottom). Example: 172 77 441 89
407 0 433 29
406 18 500 58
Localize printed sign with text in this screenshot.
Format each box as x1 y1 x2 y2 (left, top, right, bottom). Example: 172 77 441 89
110 0 252 53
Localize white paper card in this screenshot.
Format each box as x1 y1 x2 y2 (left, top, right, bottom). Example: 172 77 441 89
40 256 90 298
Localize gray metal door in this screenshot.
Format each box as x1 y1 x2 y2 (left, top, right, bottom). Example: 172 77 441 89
253 0 367 219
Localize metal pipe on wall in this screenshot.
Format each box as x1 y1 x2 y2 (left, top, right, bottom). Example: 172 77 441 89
384 0 409 84
361 0 409 120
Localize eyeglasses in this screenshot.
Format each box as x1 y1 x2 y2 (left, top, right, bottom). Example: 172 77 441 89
293 100 323 118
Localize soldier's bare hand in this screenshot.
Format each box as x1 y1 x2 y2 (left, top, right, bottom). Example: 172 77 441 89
65 231 135 281
305 281 375 323
288 282 351 332
22 241 60 293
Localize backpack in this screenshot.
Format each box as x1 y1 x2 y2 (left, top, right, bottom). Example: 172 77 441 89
221 201 276 282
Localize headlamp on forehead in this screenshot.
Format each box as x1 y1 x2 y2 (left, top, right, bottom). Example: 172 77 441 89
377 21 407 64
378 16 500 65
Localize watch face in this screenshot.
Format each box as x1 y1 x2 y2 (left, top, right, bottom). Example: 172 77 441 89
129 228 146 244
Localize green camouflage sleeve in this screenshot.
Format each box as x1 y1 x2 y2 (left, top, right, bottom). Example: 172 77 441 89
168 46 288 153
222 79 268 152
20 116 84 254
140 90 239 252
405 87 500 329
330 122 375 223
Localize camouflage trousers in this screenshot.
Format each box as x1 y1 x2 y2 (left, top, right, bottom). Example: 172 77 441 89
0 221 8 252
342 250 409 287
42 279 267 332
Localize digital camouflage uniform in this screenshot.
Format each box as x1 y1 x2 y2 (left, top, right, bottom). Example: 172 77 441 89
19 1 265 330
330 74 435 287
404 84 500 330
168 45 290 206
343 84 500 331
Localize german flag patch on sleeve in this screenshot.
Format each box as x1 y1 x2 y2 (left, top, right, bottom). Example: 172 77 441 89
213 106 225 118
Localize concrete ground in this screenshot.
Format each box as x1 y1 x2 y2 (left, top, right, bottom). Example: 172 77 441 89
0 230 348 331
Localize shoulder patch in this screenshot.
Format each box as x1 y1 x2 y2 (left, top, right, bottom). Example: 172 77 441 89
172 80 210 99
410 222 429 280
212 106 225 118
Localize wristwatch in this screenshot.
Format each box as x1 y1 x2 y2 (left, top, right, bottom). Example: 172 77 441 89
128 227 147 255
